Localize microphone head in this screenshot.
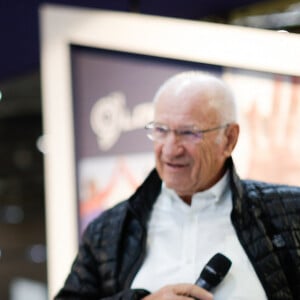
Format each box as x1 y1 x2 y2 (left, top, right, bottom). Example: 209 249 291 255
200 253 232 289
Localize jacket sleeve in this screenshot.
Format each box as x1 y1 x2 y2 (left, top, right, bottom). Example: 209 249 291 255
55 286 150 300
54 213 150 300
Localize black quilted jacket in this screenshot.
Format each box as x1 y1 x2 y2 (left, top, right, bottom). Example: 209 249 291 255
55 159 300 300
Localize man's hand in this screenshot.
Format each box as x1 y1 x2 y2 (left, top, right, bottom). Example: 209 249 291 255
143 283 213 300
245 75 300 185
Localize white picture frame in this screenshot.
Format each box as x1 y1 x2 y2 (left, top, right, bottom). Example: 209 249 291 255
40 4 300 298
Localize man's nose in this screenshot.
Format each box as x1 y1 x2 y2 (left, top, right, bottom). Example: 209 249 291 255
162 132 184 156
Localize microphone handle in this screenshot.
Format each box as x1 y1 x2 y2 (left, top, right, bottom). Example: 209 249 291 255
195 278 212 291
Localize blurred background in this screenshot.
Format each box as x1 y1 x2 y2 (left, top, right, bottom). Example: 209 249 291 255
1 0 300 299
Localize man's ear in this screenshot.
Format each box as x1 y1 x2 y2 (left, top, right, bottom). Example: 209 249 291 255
224 123 239 156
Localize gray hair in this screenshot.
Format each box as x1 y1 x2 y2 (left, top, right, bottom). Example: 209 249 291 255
153 71 238 124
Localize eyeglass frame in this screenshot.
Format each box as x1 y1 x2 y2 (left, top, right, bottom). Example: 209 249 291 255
144 121 229 143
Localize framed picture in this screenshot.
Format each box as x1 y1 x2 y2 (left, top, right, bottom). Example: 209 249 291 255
40 4 300 298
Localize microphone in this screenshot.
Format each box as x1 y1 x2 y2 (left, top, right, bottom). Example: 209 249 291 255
195 253 232 291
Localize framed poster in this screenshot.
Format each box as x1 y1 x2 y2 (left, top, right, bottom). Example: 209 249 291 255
40 4 300 298
70 46 222 233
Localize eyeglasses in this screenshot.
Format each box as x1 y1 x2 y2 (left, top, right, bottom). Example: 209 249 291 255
145 122 229 144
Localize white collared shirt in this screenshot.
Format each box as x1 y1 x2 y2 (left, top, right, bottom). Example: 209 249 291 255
131 172 267 299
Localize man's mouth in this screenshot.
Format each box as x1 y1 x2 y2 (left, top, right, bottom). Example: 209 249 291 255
165 162 187 169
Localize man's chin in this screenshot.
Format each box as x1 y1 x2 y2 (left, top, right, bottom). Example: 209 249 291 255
165 180 187 193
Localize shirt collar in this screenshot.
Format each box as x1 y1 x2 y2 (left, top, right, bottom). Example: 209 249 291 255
161 170 230 211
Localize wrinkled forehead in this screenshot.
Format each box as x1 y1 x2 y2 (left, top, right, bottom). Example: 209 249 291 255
155 76 224 104
173 77 213 97
154 83 221 125
154 77 230 126
155 78 221 114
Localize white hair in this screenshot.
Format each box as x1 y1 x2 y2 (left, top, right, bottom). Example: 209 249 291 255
153 71 238 124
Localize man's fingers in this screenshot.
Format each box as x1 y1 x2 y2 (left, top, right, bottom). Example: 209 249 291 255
172 283 213 300
143 283 213 300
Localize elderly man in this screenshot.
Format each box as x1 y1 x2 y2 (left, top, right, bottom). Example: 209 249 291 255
55 71 300 300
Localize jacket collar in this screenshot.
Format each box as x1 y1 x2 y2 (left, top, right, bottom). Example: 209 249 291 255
128 168 162 226
128 157 244 225
227 157 244 214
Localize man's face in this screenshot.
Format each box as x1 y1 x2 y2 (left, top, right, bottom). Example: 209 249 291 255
153 84 234 199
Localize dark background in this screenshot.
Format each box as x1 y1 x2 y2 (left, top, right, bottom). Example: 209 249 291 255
1 0 300 299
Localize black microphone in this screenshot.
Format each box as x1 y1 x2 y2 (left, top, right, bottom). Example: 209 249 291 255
195 253 232 291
